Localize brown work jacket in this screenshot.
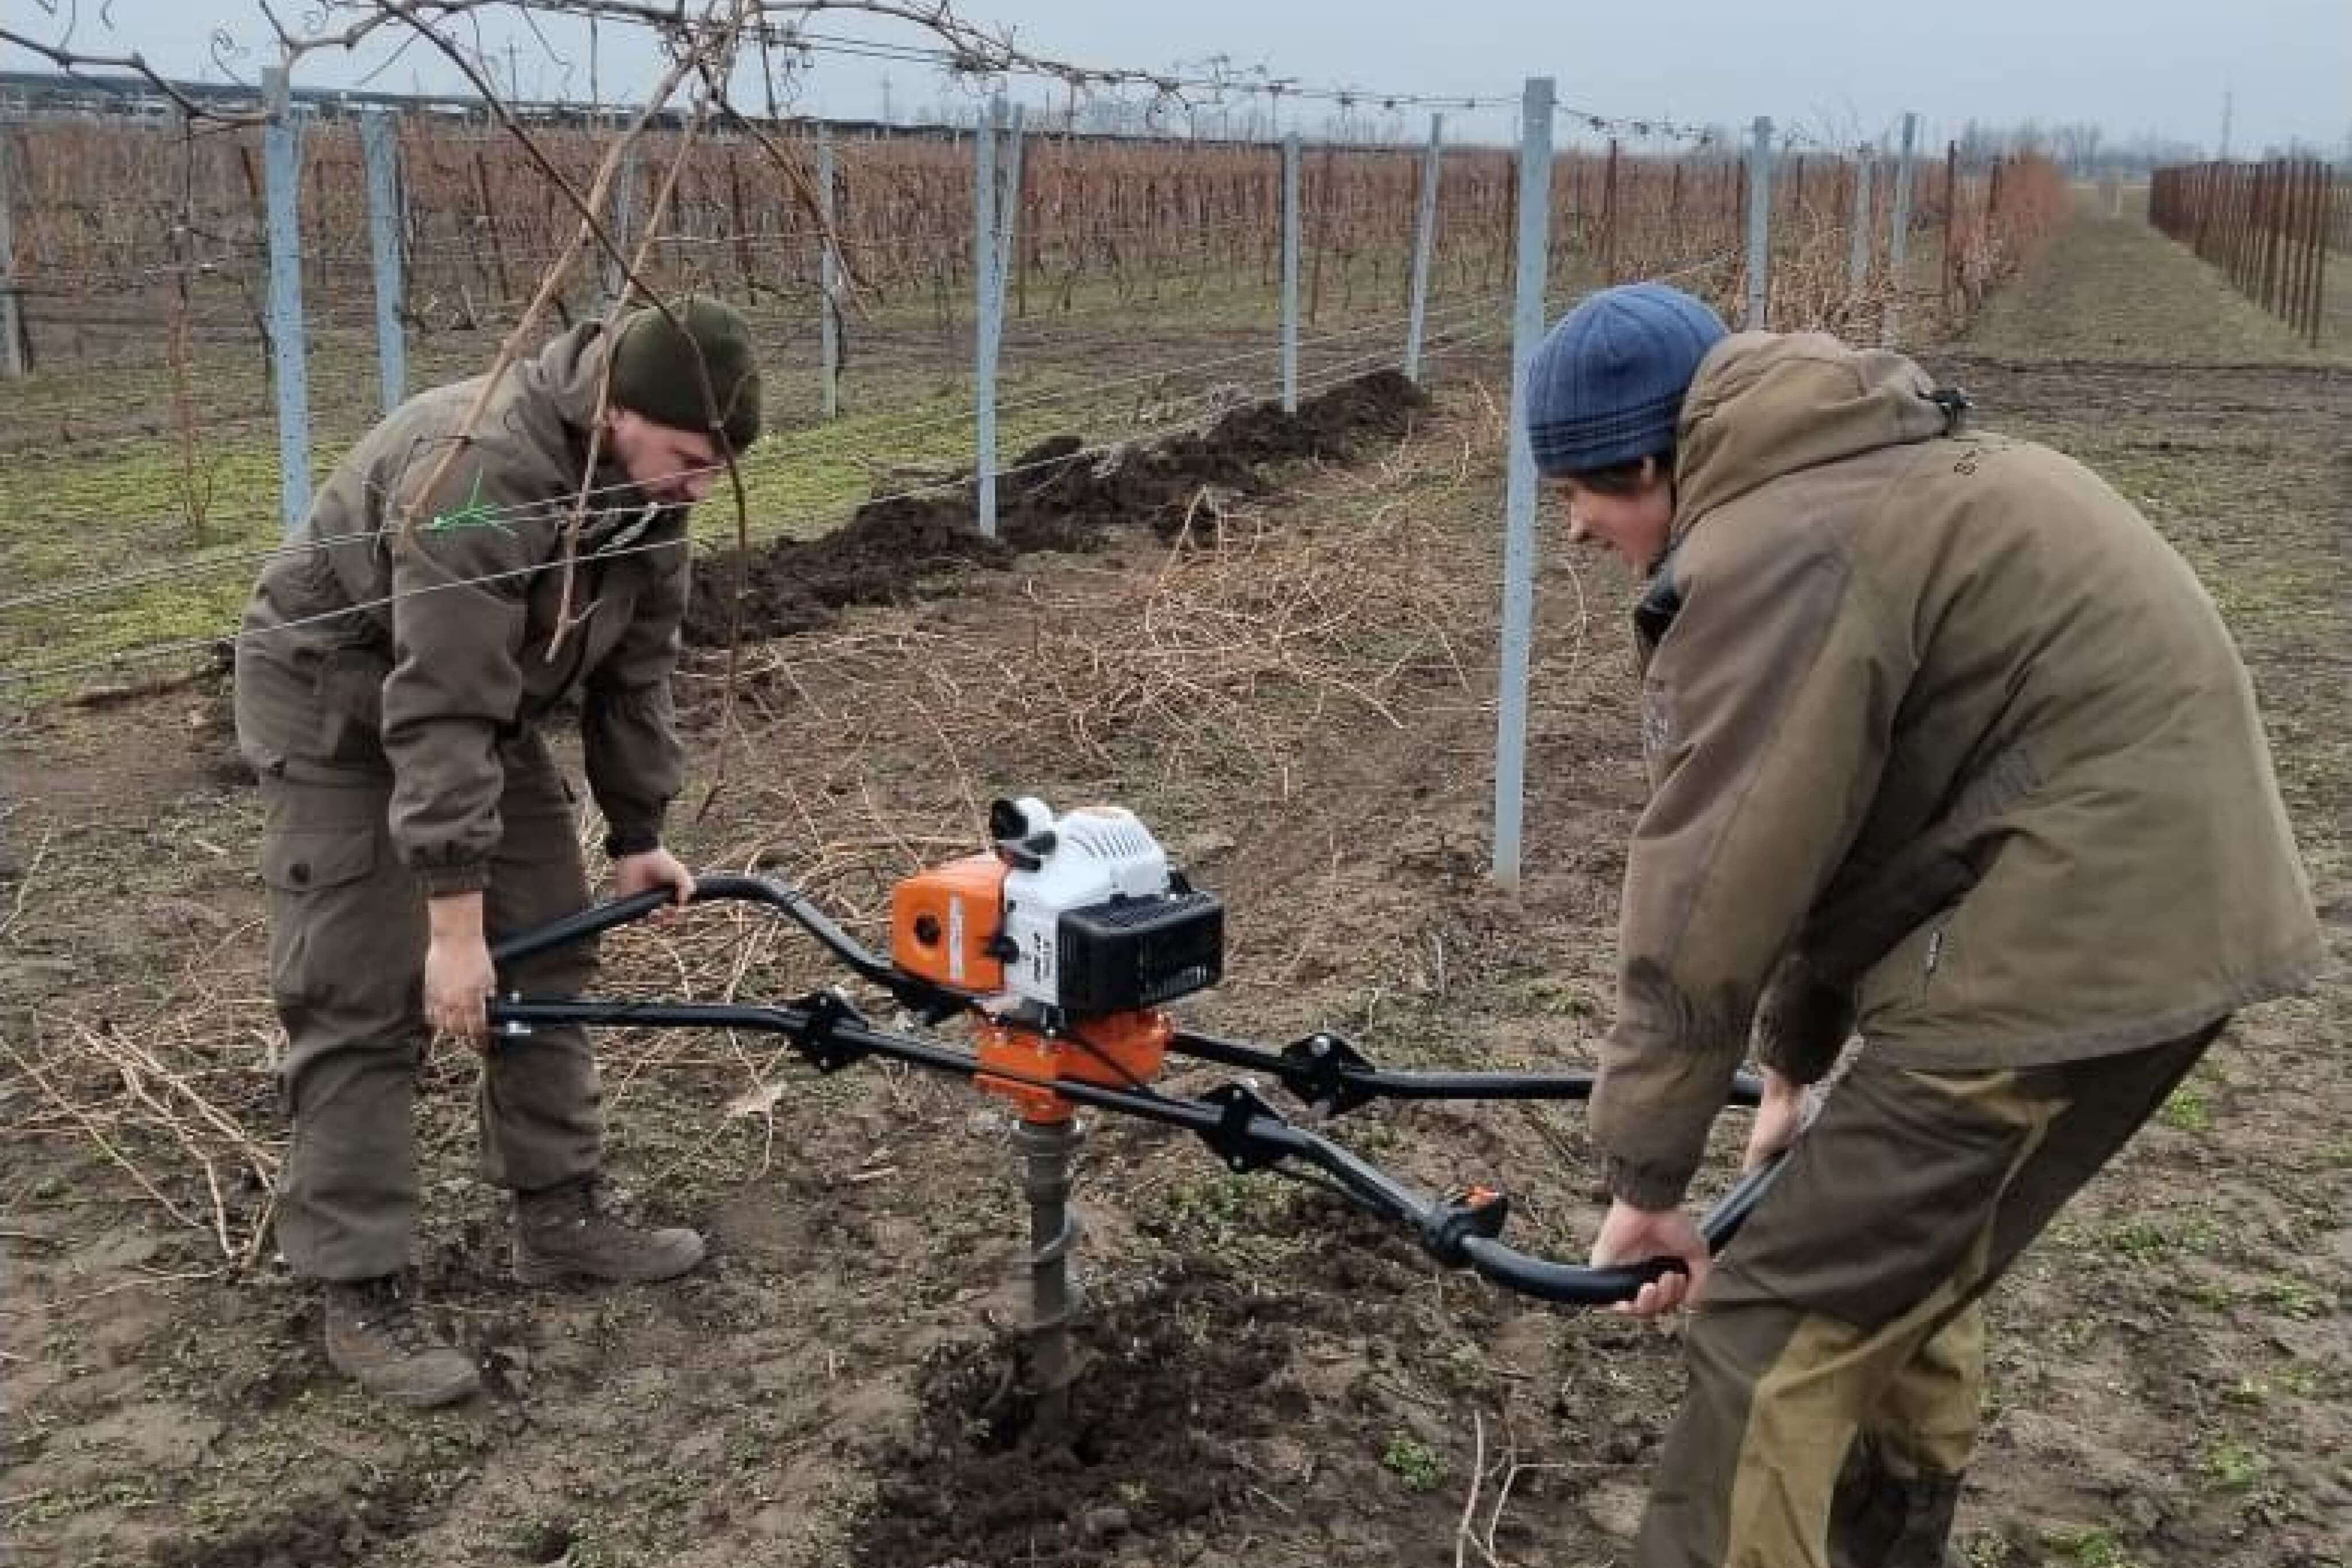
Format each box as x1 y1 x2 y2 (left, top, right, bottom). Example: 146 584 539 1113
1591 332 2322 1207
235 323 689 895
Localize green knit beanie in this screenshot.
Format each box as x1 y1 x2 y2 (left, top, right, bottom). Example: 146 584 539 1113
608 297 763 452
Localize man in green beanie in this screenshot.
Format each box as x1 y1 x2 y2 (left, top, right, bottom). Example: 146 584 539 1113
234 299 763 1407
1526 284 2319 1567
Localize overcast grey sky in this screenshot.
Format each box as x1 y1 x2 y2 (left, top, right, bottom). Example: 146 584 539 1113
7 1 2346 156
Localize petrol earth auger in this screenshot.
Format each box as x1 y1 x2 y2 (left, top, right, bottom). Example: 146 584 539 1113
487 798 1777 1426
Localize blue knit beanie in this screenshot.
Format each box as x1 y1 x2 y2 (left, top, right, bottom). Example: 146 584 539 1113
1525 282 1728 478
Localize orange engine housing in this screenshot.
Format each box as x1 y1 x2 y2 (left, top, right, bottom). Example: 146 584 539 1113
890 853 1008 994
974 1011 1172 1123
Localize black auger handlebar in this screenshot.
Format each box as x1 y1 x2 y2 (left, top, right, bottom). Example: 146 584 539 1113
490 873 906 993
485 876 1783 1306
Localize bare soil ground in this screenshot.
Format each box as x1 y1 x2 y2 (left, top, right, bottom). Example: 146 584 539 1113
2 200 2345 1568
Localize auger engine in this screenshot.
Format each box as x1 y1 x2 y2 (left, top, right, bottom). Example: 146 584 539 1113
889 796 1224 1120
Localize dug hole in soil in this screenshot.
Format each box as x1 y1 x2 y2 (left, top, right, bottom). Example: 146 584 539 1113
845 1198 1457 1568
682 371 1430 645
846 1257 1299 1568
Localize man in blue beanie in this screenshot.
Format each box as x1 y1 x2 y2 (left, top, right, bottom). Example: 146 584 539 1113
1527 284 2318 1567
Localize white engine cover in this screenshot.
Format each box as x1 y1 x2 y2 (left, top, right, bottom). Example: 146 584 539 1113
999 800 1171 1007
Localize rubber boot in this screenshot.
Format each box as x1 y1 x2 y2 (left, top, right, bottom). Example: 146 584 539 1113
512 1177 706 1285
323 1274 482 1408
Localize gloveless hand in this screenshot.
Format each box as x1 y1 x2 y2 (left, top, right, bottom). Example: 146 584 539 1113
1589 1198 1712 1321
1742 1064 1810 1172
424 917 496 1047
614 847 696 920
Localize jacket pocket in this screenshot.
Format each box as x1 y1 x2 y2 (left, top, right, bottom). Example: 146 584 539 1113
312 649 390 764
1859 901 1960 1026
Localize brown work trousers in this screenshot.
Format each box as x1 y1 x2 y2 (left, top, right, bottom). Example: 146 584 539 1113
1635 1020 2225 1568
259 738 603 1281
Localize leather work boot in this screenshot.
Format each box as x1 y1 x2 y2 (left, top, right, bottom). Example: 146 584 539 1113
323 1274 483 1408
512 1178 706 1286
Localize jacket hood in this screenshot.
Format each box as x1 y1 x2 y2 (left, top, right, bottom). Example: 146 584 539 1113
1672 331 1959 531
521 320 617 435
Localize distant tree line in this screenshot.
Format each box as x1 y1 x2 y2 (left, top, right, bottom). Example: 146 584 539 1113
1950 119 2350 175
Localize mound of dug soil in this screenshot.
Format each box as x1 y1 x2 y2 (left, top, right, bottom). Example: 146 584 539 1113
683 370 1429 646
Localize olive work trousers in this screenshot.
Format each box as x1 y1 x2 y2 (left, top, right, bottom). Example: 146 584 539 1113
258 739 604 1281
1635 1020 2225 1568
